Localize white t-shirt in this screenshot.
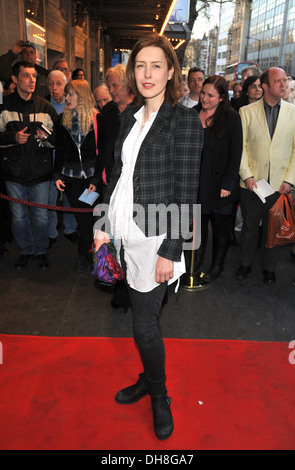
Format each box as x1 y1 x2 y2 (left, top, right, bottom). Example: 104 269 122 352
180 94 198 108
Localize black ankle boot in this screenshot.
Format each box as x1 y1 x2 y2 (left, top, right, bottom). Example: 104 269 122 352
203 264 223 281
203 236 230 282
115 373 150 404
151 394 174 440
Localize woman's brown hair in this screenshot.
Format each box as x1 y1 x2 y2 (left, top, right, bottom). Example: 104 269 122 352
196 75 231 138
126 33 182 106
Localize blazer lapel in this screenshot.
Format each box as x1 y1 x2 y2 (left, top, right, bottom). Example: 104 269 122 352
137 101 172 156
271 99 287 143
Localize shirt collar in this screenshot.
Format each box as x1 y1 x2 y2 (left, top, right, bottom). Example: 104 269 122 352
134 105 158 126
263 97 281 109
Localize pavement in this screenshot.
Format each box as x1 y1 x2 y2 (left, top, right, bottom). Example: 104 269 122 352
0 230 294 342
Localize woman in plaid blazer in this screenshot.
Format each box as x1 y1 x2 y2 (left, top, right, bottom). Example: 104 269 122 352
94 34 203 440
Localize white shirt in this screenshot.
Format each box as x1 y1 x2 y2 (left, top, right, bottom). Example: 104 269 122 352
180 94 198 108
108 106 185 293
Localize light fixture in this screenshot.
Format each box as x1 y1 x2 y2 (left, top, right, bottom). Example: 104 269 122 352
26 18 46 32
174 39 185 50
159 0 178 36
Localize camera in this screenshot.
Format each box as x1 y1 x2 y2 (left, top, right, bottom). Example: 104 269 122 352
20 41 32 48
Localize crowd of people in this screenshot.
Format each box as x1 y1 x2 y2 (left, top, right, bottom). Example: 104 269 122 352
1 35 295 440
0 40 294 280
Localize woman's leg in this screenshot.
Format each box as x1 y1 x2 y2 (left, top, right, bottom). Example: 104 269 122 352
128 282 168 395
204 212 232 280
116 281 173 439
64 177 94 269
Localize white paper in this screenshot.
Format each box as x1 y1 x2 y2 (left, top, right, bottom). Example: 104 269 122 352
253 178 275 203
78 189 99 206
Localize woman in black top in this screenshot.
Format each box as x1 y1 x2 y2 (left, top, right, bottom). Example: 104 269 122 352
194 75 243 281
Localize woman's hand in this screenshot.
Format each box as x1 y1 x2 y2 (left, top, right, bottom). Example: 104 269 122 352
220 189 231 198
93 230 110 251
155 256 174 284
87 184 96 194
55 179 65 191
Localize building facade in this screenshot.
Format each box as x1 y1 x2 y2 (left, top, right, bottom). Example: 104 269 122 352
0 0 102 89
215 1 235 75
247 0 295 75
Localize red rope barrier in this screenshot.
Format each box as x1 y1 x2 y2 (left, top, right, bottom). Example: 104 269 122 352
0 193 94 212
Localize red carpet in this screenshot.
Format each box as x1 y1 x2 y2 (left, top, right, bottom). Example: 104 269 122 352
0 335 294 450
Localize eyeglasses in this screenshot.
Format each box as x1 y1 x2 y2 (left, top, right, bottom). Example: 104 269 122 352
55 67 70 73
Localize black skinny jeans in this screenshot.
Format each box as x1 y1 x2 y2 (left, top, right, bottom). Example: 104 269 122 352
127 282 168 397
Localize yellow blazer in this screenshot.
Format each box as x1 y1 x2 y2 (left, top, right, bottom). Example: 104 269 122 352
239 98 295 190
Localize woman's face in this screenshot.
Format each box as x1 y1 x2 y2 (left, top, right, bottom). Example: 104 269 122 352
65 88 79 110
200 83 223 112
247 79 263 102
134 46 174 106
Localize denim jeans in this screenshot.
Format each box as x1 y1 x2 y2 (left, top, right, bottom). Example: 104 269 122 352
5 180 50 255
48 180 77 238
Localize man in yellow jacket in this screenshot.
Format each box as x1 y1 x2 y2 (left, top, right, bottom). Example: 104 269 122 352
236 67 295 284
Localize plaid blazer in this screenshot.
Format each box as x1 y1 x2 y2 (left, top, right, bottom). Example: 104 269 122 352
103 100 203 261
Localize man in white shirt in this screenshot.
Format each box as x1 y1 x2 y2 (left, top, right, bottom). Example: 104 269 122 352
180 67 205 108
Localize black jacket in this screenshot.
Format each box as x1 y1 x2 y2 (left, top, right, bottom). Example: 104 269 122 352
53 113 102 191
198 107 243 210
0 90 58 185
95 100 122 184
102 101 203 261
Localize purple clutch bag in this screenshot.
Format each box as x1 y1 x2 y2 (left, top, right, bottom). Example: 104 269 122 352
91 242 124 286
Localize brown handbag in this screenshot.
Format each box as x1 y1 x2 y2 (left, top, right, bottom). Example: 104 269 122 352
266 194 295 248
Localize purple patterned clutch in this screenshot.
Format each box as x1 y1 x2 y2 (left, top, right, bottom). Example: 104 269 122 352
91 242 124 286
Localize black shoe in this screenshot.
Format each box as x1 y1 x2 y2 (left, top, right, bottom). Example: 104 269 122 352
48 237 57 249
203 265 223 282
263 269 276 284
115 373 150 404
65 232 79 244
236 265 251 280
110 300 129 313
37 254 49 269
151 395 174 440
74 256 90 272
15 254 33 269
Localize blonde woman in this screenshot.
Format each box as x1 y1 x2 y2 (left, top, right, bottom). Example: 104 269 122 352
54 79 101 271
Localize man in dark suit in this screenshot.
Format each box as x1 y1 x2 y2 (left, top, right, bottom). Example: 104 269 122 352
95 64 135 184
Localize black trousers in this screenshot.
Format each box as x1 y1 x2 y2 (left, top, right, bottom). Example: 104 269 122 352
239 188 281 271
201 211 232 242
63 176 94 259
127 282 168 396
